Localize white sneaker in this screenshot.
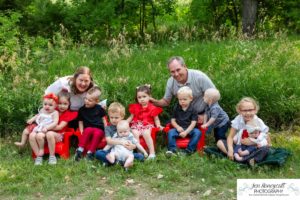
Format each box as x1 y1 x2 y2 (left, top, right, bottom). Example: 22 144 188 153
147 154 156 160
34 156 43 165
48 156 57 165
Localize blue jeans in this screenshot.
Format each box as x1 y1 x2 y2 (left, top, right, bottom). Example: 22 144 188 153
167 128 202 153
206 122 229 142
95 149 144 165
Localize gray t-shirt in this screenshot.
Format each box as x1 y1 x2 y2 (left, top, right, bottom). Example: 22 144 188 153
205 102 229 128
163 69 215 114
105 125 117 138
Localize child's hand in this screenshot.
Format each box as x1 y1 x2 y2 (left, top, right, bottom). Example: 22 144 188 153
257 143 262 148
143 152 148 158
176 126 184 133
26 119 33 124
42 127 48 133
227 149 234 160
158 125 164 131
179 131 188 138
201 124 208 129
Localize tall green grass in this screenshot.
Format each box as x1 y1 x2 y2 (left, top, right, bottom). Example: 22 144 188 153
1 36 299 136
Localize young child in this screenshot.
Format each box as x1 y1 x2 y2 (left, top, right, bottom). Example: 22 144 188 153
45 91 78 164
127 84 163 160
201 88 230 142
234 118 268 161
15 93 59 147
106 120 147 170
27 93 60 165
75 86 106 161
95 102 145 165
217 97 271 165
165 86 201 157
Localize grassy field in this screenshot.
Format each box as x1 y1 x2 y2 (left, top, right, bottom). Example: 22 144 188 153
0 36 300 199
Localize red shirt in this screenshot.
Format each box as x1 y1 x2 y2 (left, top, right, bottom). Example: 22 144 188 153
129 103 163 126
58 110 78 133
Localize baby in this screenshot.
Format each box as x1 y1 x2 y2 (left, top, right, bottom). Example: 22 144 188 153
234 118 268 161
106 120 147 170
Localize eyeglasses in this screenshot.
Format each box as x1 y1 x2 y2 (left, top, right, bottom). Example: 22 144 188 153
240 109 256 113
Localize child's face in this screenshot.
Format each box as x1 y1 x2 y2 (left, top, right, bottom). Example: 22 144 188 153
117 126 130 137
75 74 91 93
109 112 123 126
43 98 57 113
203 93 211 105
238 102 257 122
178 93 193 109
137 91 150 107
84 93 98 108
249 130 260 139
58 97 70 113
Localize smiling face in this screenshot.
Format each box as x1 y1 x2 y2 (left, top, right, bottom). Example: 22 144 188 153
137 91 150 107
75 74 91 93
58 96 70 113
84 93 98 108
168 59 188 84
43 98 57 114
238 102 257 123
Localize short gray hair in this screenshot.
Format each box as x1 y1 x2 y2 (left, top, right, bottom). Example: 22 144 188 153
167 56 185 68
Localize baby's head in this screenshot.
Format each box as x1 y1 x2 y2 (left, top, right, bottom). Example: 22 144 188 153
203 88 220 105
236 97 259 122
84 86 101 108
108 102 125 126
57 91 71 113
117 120 130 137
43 93 58 113
245 119 261 139
177 86 193 109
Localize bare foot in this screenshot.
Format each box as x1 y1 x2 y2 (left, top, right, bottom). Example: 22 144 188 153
14 142 25 147
234 153 243 161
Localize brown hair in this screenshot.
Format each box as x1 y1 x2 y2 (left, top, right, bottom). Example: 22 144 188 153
135 84 151 102
69 66 94 94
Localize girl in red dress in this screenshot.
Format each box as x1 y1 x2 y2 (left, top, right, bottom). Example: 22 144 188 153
45 91 77 165
127 85 163 160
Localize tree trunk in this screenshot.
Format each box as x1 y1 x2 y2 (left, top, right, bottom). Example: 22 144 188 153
242 0 257 37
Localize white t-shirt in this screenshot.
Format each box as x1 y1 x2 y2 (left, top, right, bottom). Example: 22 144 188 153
232 115 269 145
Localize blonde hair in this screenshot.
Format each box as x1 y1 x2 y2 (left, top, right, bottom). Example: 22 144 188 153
236 97 260 112
204 88 220 103
108 102 126 118
87 86 101 101
117 120 130 131
177 86 193 97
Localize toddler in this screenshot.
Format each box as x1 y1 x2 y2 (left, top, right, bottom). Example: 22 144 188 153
27 93 60 165
106 120 147 170
15 93 59 147
127 84 163 160
166 86 201 157
201 88 230 142
75 86 106 161
234 118 268 161
45 91 77 164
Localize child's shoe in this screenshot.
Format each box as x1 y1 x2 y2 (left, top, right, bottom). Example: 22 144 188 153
34 156 43 166
165 150 177 158
75 149 83 161
48 155 57 165
147 154 156 160
86 152 94 161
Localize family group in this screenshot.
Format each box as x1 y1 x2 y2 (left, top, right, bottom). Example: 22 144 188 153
15 56 271 169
